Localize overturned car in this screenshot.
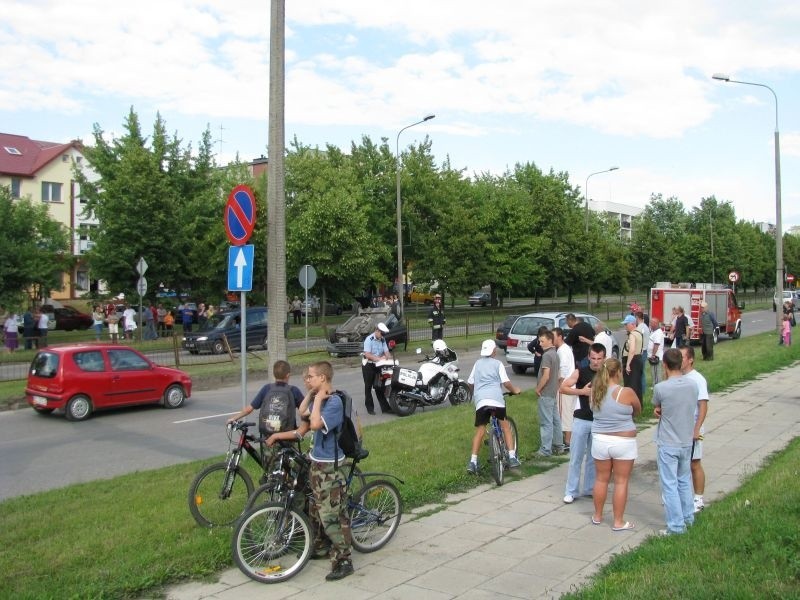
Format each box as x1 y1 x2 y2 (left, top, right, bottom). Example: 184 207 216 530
326 307 408 357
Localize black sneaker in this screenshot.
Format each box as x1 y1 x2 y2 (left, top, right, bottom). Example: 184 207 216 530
325 559 354 581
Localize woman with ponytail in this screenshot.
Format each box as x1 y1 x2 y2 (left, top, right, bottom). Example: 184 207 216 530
590 357 641 531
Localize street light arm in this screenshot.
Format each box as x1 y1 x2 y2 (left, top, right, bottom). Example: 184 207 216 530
712 75 778 132
584 167 619 233
396 115 436 318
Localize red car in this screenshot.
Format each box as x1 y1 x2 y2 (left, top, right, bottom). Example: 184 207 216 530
26 344 192 421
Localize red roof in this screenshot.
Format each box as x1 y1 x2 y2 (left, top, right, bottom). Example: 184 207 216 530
0 132 83 178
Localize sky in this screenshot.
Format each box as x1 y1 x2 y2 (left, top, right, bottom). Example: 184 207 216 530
3 0 800 230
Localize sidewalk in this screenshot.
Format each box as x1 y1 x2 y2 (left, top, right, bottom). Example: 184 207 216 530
162 364 800 600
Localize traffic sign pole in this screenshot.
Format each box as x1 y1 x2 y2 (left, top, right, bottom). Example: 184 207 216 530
240 291 247 409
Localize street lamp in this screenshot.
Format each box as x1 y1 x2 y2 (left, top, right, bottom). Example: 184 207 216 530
712 73 782 334
396 114 435 318
584 167 619 233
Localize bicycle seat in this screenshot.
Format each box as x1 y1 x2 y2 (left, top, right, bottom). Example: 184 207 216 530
353 447 369 461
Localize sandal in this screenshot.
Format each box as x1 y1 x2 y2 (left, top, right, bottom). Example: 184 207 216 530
612 521 635 531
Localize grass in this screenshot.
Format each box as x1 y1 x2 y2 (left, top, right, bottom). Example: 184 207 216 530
563 436 800 599
0 395 553 599
0 327 797 597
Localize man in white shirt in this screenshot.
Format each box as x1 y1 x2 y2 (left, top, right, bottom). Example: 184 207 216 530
680 345 709 512
648 318 666 387
122 305 137 340
590 322 614 359
37 309 50 346
554 328 575 450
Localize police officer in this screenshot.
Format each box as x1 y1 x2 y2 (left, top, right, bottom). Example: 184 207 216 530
362 323 393 415
427 294 446 341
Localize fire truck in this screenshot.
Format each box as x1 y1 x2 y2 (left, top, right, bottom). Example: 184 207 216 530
649 282 743 343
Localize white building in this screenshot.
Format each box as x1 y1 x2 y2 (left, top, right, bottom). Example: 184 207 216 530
589 200 644 239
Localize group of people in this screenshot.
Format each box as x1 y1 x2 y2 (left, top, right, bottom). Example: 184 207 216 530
1 306 50 352
227 359 356 582
781 299 795 346
465 309 709 536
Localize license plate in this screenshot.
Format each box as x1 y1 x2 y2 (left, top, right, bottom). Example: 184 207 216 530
32 395 47 406
185 342 195 348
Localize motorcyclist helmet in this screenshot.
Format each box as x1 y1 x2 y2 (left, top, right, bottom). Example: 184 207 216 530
432 339 448 353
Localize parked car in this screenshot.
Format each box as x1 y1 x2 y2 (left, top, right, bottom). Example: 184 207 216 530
773 290 796 312
407 286 438 304
182 306 275 354
495 314 519 351
505 312 618 375
326 307 407 356
301 298 343 316
41 305 93 331
468 291 491 307
25 344 191 421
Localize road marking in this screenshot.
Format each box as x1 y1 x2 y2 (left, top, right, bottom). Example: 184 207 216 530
173 412 239 424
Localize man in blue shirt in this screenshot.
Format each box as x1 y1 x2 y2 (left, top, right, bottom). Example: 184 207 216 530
361 323 392 415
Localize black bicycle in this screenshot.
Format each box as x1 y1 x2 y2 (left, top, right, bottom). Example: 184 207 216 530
485 398 519 486
232 444 403 584
187 421 272 527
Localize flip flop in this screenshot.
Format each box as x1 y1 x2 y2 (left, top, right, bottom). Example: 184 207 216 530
591 517 602 525
612 521 635 531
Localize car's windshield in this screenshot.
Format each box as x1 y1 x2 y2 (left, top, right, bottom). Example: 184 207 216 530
30 352 58 378
203 312 237 331
512 317 553 336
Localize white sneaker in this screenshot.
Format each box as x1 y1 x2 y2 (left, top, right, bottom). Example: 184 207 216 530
563 495 575 504
693 498 705 513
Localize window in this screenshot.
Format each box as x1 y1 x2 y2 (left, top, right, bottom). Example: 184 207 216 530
73 351 105 372
30 353 59 378
41 181 62 203
62 154 69 162
108 349 150 371
10 178 20 198
4 146 21 155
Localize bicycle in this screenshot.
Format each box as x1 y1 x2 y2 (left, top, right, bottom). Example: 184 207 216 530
187 420 286 528
485 402 519 487
232 444 403 584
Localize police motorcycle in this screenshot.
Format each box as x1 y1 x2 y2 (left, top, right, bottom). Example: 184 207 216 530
385 339 472 417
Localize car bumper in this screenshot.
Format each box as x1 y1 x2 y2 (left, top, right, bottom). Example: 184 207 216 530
26 391 67 410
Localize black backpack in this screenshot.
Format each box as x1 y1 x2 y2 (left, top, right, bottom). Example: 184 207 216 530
332 390 367 465
258 385 296 437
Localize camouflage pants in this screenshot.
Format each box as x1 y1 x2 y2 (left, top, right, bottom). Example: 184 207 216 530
309 460 351 567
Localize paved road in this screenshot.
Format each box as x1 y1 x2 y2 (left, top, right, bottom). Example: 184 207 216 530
0 310 776 502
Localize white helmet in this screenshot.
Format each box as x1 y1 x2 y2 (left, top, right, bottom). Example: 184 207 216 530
432 339 448 352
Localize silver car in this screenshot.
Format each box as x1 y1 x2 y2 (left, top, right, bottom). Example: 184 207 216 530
505 311 614 375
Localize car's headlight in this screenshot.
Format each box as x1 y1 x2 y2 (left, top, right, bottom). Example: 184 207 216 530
197 336 208 342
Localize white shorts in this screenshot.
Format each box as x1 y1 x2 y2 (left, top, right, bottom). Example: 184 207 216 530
559 393 574 432
591 433 638 460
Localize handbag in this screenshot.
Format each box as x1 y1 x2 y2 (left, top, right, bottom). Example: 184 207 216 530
647 355 660 365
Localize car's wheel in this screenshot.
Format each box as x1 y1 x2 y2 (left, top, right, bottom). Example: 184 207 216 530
732 322 742 339
65 395 92 421
611 345 620 359
163 384 186 409
713 329 719 344
211 340 225 354
33 406 55 415
262 335 269 350
511 364 527 375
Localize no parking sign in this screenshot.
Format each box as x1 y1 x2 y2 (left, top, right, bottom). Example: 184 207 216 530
224 185 257 246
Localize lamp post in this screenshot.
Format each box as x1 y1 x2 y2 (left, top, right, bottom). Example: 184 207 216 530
584 167 619 233
712 73 782 334
396 114 435 318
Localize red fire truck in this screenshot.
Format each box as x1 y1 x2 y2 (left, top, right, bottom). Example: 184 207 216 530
649 282 743 343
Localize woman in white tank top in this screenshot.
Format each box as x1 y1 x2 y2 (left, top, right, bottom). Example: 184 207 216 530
589 358 641 531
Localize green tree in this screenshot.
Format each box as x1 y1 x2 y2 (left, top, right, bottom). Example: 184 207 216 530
0 187 70 307
78 109 220 300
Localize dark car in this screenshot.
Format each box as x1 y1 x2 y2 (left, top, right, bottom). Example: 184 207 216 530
40 305 93 331
468 291 491 307
182 306 271 354
26 344 191 421
495 314 519 351
326 307 407 356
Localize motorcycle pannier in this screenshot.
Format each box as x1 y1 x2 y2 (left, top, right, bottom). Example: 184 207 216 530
391 366 418 389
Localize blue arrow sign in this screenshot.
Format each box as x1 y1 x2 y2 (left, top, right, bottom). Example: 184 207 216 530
228 245 254 291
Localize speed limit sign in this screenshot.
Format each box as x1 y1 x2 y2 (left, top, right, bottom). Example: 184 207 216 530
728 271 740 283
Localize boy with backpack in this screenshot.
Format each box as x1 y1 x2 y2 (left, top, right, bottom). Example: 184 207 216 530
301 361 355 581
226 360 304 438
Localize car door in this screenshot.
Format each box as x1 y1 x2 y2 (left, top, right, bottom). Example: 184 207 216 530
246 309 268 348
68 350 111 406
106 348 159 405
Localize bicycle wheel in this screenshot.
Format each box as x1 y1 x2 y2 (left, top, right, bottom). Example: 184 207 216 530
350 479 402 553
232 503 312 583
507 416 519 455
490 431 504 486
188 462 254 527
